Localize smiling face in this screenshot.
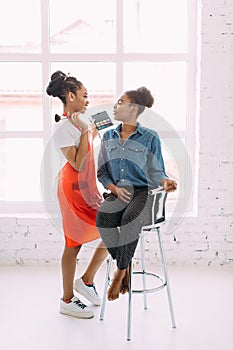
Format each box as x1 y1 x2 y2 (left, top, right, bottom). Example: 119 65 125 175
113 94 133 122
67 85 89 114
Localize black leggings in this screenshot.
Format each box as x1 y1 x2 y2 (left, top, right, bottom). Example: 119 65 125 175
96 188 151 270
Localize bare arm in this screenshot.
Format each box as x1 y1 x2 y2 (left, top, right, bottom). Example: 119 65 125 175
60 114 89 172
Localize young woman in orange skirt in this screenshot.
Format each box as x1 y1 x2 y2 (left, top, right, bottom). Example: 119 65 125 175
46 71 108 318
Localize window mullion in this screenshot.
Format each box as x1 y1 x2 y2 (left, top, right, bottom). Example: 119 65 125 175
41 0 51 143
0 131 44 138
41 0 52 203
116 0 124 97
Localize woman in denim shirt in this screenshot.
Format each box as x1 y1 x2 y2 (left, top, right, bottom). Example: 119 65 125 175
96 87 177 301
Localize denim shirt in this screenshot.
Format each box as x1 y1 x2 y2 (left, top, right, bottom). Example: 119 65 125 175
97 123 167 190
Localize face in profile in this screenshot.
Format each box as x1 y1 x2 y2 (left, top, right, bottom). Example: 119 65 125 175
72 85 89 113
113 94 133 122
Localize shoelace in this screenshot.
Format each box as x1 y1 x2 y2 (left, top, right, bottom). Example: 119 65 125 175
85 283 98 296
73 299 86 309
91 285 98 296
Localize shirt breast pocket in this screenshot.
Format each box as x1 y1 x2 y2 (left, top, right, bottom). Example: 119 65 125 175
106 144 118 158
127 144 148 169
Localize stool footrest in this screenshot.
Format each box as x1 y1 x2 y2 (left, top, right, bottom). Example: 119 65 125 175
132 271 167 294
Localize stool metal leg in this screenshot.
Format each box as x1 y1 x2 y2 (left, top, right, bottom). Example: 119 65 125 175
140 233 148 310
157 227 176 328
100 256 112 321
127 260 133 341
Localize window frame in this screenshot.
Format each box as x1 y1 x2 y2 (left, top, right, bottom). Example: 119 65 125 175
0 0 199 216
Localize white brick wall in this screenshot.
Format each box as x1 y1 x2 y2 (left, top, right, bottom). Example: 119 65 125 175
0 0 232 266
170 0 233 266
0 217 63 265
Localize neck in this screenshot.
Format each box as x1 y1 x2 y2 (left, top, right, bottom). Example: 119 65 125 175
63 108 78 116
121 123 137 132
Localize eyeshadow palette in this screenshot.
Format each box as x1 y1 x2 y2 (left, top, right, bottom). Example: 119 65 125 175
91 111 113 130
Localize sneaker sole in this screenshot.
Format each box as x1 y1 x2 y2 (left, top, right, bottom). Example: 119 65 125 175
59 308 94 319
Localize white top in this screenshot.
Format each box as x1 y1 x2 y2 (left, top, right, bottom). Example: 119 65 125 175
40 119 82 230
53 118 81 151
51 118 82 171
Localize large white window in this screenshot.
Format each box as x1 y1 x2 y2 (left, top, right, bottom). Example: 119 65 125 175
0 0 198 216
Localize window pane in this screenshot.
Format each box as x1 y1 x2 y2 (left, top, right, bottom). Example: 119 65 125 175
124 0 188 53
135 106 186 199
0 139 43 201
0 0 41 53
0 63 43 131
124 62 187 130
50 62 115 116
49 0 116 53
162 138 186 199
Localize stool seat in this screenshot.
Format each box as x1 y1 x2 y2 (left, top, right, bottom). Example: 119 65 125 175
99 188 176 341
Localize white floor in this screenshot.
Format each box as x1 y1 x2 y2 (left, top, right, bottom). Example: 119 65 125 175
1 262 233 350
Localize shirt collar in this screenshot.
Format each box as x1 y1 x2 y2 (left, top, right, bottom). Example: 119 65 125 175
113 122 144 136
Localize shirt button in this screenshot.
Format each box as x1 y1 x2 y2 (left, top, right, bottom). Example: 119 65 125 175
121 168 124 172
122 148 125 151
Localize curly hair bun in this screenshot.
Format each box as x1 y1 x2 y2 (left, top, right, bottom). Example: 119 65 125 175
51 70 66 81
137 87 154 108
46 70 66 97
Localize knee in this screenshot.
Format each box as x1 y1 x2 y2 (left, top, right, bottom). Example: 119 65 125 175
64 245 81 257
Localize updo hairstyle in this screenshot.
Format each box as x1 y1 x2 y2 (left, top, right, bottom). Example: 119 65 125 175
46 70 82 105
125 86 154 115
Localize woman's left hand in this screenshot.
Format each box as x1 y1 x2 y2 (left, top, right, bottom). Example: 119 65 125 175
161 179 177 192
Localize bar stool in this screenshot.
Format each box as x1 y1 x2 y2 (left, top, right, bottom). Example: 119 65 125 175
99 188 176 341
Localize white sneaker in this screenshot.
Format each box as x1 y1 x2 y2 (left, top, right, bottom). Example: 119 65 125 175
59 296 94 318
74 278 101 306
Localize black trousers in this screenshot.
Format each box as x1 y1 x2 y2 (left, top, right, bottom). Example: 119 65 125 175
96 188 152 270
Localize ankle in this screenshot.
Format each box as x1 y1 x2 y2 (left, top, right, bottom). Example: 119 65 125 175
63 294 74 302
116 268 126 276
81 275 94 284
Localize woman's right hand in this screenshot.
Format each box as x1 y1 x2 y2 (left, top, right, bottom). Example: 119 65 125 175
69 113 88 131
115 187 131 203
90 123 99 139
107 183 132 203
